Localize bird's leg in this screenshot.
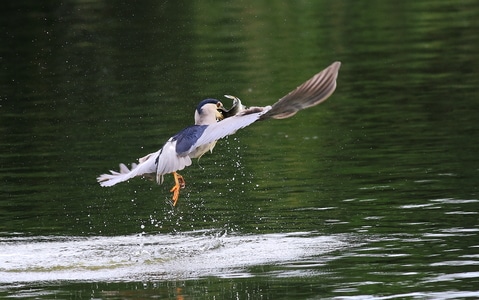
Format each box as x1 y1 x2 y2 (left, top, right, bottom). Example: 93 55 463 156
169 172 185 206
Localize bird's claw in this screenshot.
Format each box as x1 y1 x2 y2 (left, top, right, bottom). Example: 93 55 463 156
178 176 185 188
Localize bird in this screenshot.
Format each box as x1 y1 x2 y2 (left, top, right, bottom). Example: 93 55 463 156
97 61 341 206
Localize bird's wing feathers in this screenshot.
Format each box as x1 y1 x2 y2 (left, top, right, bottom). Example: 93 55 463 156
190 61 341 149
190 106 272 151
97 150 160 187
260 61 341 120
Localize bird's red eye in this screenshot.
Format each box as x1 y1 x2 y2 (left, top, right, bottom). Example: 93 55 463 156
216 102 223 108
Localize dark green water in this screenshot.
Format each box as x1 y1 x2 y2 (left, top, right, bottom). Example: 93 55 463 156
1 1 479 299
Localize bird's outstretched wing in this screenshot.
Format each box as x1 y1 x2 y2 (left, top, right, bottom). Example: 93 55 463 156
97 150 160 186
188 61 341 151
260 61 341 120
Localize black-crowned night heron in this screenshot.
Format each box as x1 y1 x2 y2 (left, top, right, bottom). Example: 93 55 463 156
98 61 341 206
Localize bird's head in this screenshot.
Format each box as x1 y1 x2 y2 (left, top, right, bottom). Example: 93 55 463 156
195 98 226 125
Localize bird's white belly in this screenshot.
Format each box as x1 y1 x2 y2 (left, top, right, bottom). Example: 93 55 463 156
188 141 217 159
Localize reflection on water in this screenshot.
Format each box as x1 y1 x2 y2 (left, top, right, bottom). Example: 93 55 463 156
1 0 479 299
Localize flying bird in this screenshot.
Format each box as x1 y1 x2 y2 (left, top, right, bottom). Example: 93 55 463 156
97 61 341 206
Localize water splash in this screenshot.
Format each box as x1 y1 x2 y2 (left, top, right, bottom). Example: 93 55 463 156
0 231 351 283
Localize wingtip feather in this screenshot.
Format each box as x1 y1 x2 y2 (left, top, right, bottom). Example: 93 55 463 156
260 61 341 120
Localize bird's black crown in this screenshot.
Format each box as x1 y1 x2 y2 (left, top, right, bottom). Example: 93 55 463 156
196 98 220 114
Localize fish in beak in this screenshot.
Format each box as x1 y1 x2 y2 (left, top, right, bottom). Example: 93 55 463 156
219 95 248 118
